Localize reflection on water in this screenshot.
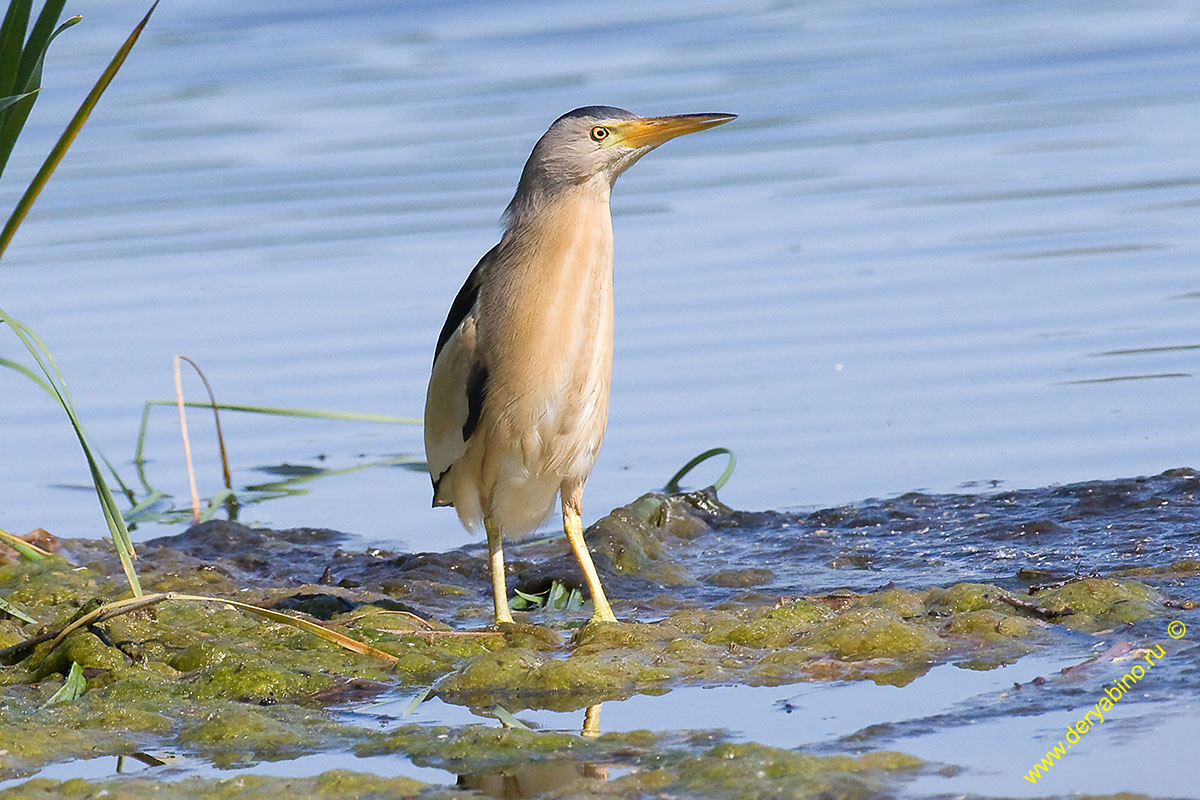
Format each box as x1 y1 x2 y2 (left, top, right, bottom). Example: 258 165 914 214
5 476 1199 798
343 468 1198 796
459 762 610 800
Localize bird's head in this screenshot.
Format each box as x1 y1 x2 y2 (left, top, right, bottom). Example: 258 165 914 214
505 106 735 223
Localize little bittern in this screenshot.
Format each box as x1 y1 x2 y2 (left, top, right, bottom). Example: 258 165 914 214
424 106 735 624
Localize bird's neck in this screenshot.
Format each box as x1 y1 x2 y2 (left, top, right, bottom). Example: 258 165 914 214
499 179 615 296
502 175 612 239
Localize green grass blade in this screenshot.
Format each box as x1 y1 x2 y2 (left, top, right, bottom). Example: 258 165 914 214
47 14 78 41
0 526 49 560
566 588 583 611
20 591 400 673
0 354 54 395
170 594 401 663
664 447 737 494
0 308 142 596
244 456 420 496
123 489 167 524
132 400 160 495
401 687 433 717
45 661 85 705
146 400 420 425
0 2 157 261
14 1 67 89
11 347 138 503
512 587 543 606
0 1 31 96
0 12 80 178
176 356 233 491
0 89 37 112
130 393 417 525
135 400 418 501
547 581 566 610
96 445 136 505
0 1 69 169
196 488 237 523
41 594 167 660
0 595 37 624
0 349 131 504
490 704 532 731
0 0 34 177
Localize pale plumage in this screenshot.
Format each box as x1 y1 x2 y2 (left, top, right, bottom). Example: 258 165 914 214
424 106 735 624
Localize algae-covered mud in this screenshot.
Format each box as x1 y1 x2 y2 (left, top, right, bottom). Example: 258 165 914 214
2 470 1199 798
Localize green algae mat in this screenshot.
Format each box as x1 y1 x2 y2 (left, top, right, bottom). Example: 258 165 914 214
2 470 1199 799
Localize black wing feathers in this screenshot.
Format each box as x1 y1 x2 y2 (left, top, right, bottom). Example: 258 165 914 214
433 245 496 365
431 470 447 504
429 245 498 506
463 362 488 442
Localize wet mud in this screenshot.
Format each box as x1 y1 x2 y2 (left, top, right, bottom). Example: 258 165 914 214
2 469 1199 798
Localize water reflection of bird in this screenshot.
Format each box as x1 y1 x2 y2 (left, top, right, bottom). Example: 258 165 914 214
458 760 609 799
425 106 735 625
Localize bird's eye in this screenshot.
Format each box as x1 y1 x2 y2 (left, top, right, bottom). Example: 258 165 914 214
590 126 609 142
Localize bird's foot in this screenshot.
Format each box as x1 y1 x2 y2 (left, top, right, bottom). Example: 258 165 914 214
589 606 618 624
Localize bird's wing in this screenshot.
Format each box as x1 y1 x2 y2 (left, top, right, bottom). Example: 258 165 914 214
424 246 496 506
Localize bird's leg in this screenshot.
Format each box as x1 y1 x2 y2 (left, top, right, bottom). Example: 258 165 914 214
561 486 617 623
484 516 514 624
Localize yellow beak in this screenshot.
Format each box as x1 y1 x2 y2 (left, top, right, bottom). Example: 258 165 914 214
612 113 737 148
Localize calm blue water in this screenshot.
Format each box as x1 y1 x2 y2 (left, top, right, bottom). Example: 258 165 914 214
2 2 1199 553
